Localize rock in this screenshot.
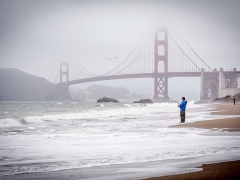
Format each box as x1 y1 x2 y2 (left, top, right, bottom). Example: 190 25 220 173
213 95 232 102
133 99 153 103
234 93 240 101
212 93 240 103
97 96 119 103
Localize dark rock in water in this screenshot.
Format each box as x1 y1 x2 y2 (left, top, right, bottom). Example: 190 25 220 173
97 96 119 103
133 99 153 103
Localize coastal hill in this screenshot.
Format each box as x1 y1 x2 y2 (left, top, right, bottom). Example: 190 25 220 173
69 85 130 101
0 68 151 101
69 85 151 101
87 84 130 99
0 68 58 101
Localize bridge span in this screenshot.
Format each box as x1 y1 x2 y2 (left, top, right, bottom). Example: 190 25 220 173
59 72 202 86
56 28 240 101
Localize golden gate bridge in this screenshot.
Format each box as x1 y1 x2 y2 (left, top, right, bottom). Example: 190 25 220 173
52 27 240 101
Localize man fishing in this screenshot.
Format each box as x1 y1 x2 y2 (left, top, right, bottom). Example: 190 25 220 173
178 97 187 123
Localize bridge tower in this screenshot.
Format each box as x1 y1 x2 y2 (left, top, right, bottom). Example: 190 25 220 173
218 68 239 98
59 62 71 101
200 68 219 101
153 28 169 102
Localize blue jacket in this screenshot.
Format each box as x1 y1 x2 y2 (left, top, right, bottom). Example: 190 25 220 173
179 100 187 111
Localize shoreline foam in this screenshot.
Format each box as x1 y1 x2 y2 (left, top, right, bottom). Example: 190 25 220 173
142 102 240 180
2 104 240 180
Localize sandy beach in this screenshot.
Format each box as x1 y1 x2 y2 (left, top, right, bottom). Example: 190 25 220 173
1 102 240 180
171 103 240 131
141 160 240 180
142 103 240 180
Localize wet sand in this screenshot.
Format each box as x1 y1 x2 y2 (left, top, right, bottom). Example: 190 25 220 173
171 103 240 131
1 103 239 180
141 160 240 180
142 103 240 180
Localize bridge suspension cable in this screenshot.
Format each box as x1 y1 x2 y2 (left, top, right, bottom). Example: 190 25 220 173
112 35 154 75
68 31 151 79
173 26 213 71
102 30 151 76
168 32 201 71
54 68 59 84
71 61 98 77
48 60 60 82
71 63 92 77
63 26 214 83
48 64 56 81
168 27 213 72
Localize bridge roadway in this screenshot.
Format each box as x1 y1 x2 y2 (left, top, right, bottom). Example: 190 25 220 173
58 71 239 86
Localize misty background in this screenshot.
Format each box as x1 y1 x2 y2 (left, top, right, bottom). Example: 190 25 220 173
0 0 240 101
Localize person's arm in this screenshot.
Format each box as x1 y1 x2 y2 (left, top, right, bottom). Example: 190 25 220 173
178 101 183 108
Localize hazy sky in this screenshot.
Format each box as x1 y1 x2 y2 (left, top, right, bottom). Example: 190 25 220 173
0 0 240 100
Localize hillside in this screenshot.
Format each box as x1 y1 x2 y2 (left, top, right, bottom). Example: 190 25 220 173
0 68 59 101
69 85 151 101
86 84 130 99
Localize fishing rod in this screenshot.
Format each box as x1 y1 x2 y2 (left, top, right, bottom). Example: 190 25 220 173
149 88 179 104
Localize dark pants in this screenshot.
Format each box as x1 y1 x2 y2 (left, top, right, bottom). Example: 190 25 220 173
234 100 236 105
180 111 185 123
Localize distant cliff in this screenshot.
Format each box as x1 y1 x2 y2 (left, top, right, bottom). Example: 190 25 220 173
0 68 59 101
86 84 130 99
69 85 151 101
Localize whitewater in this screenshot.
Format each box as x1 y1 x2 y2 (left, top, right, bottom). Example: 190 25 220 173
0 101 240 180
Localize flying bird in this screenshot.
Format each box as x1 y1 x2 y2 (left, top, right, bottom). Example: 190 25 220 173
105 57 118 60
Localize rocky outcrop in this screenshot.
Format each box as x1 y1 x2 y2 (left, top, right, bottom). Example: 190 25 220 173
97 96 119 103
133 99 153 103
213 93 240 103
234 93 240 101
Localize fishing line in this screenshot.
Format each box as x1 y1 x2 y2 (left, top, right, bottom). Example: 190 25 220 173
148 88 179 104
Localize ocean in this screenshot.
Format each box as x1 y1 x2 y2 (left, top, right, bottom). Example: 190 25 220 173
0 101 240 180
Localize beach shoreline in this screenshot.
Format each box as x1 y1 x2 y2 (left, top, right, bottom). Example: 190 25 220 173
141 160 240 180
0 102 240 180
141 102 240 180
171 103 240 131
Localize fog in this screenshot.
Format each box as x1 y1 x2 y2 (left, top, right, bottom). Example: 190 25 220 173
0 0 240 101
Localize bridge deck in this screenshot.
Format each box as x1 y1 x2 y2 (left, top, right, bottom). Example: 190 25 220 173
57 71 239 86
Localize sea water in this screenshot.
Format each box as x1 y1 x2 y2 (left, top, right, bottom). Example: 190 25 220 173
0 101 240 179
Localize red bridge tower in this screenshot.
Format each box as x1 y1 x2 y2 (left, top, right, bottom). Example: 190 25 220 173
153 28 169 101
59 62 71 101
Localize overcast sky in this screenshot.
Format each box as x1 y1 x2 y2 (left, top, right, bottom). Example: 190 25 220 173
0 0 240 101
